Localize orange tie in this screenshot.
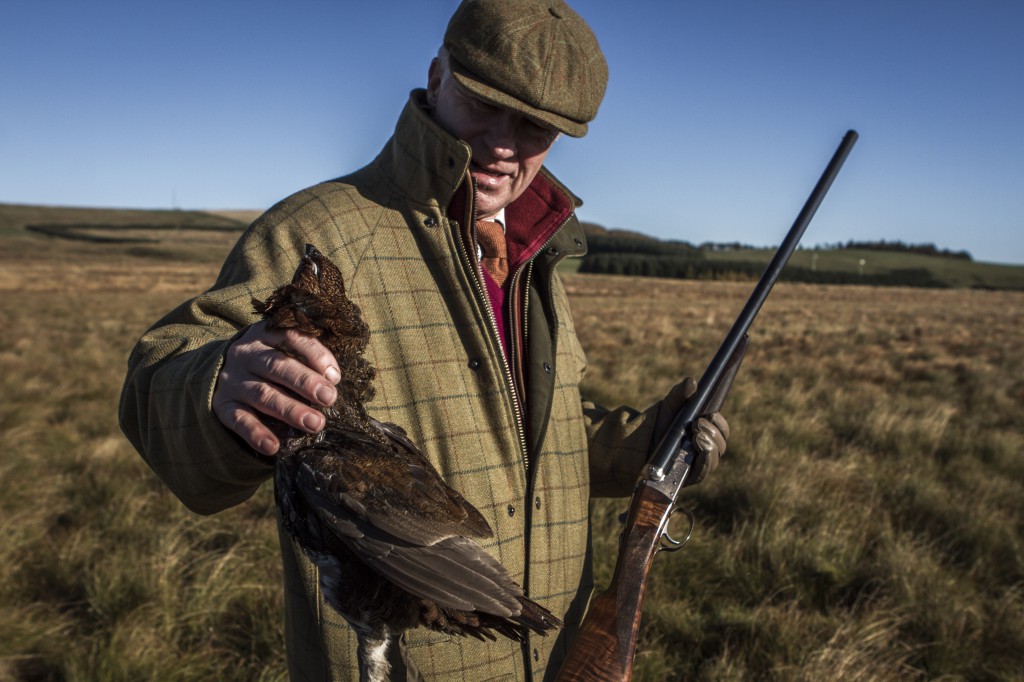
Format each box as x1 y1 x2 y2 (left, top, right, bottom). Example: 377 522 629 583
476 220 509 286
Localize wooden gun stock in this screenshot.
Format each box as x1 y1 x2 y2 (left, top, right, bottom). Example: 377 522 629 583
556 483 676 681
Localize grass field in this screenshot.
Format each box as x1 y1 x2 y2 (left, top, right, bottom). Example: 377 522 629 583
1 206 1022 680
574 276 1024 680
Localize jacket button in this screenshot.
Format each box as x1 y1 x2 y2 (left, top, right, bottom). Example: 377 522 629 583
468 358 481 370
423 217 437 228
533 648 540 661
574 238 583 247
447 156 456 168
543 362 552 374
547 247 560 257
507 504 515 517
535 496 542 509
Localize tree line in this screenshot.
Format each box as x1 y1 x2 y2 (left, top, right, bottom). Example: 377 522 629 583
577 234 952 288
823 239 972 260
578 252 948 288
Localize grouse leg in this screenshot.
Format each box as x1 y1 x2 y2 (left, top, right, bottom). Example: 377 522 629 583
356 628 393 682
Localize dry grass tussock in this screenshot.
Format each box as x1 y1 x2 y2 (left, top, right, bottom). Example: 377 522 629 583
1 233 1022 680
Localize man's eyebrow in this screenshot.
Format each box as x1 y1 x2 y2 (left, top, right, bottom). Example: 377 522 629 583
453 80 556 136
468 94 498 109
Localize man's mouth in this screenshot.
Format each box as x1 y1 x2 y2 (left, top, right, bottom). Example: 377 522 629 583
471 164 512 188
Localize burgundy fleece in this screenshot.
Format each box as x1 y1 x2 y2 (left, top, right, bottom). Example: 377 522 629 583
449 172 573 358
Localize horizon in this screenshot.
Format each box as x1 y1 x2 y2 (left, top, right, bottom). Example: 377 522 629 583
2 1 1022 265
3 199 1009 267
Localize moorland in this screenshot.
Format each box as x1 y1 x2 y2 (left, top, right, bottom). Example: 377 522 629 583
1 204 1022 680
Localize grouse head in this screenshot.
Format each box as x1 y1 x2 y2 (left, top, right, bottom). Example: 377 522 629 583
254 243 375 408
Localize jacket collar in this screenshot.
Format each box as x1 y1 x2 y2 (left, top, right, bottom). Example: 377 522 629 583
376 90 474 213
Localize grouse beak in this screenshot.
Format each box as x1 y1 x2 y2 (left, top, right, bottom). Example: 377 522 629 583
304 244 323 278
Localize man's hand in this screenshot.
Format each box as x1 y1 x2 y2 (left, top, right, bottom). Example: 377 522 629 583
213 321 341 456
656 377 731 486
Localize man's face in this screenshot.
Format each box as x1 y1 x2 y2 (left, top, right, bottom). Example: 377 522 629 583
427 58 559 221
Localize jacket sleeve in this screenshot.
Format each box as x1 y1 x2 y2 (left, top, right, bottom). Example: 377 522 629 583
582 398 677 498
118 212 315 515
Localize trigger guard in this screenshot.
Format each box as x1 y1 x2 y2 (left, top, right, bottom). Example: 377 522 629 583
659 505 695 553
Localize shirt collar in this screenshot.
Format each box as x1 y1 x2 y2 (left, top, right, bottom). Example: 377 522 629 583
488 209 506 231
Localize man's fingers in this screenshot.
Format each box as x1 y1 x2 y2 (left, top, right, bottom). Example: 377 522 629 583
244 379 327 432
247 344 338 408
686 413 729 487
273 328 342 385
708 411 730 442
214 375 326 443
213 400 281 456
695 416 727 459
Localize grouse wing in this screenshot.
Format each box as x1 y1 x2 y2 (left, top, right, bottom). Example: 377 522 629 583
286 424 526 617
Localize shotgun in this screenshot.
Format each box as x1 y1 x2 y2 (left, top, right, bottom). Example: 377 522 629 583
556 130 859 681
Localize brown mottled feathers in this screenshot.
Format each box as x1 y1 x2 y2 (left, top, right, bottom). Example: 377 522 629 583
256 244 561 647
253 248 375 415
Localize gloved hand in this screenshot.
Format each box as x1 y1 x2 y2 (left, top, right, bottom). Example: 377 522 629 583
655 378 731 486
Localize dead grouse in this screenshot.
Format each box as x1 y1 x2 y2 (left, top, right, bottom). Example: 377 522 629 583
254 244 561 681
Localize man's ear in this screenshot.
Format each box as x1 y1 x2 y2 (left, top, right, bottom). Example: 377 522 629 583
426 58 441 107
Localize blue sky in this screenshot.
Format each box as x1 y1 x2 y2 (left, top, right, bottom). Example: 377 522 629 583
2 1 1022 264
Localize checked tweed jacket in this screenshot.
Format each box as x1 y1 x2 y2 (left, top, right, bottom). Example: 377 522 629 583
120 91 674 681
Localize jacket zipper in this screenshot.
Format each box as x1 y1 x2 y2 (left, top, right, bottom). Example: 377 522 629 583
457 183 530 477
502 265 531 474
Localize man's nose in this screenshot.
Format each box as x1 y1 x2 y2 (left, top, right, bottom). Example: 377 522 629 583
483 112 519 158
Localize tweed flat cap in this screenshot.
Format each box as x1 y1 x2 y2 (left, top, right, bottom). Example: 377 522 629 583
444 0 608 138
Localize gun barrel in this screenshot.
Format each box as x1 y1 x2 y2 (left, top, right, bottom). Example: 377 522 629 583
647 129 858 479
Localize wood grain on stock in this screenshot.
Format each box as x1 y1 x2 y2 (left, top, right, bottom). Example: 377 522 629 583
557 485 674 681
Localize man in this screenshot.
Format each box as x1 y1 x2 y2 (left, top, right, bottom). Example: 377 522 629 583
119 0 728 679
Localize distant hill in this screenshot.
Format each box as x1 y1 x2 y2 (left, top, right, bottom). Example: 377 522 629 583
580 221 659 243
4 203 1022 290
575 221 1024 290
0 202 249 263
0 202 247 231
205 209 263 225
